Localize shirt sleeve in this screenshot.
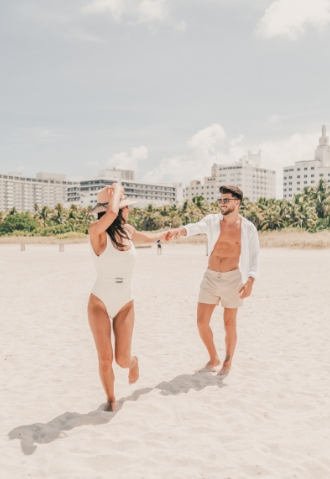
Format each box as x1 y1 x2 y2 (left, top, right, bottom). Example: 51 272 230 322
183 216 209 237
248 224 260 280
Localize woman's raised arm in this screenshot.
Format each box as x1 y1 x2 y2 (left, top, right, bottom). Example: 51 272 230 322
88 184 124 239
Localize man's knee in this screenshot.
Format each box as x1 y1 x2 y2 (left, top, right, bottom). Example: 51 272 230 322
197 315 211 330
223 314 237 330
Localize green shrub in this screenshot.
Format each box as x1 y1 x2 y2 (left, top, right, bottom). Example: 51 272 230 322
0 213 39 236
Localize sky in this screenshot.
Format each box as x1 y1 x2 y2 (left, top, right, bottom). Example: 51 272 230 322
1 0 330 197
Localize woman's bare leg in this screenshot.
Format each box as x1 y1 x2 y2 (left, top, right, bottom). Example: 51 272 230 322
88 294 116 411
113 300 139 384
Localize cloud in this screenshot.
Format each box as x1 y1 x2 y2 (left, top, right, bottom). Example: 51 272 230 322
143 124 242 184
187 124 226 153
230 134 245 146
141 124 320 199
86 160 99 166
107 145 148 171
83 0 168 23
268 114 282 123
83 0 185 30
257 0 330 40
255 132 317 169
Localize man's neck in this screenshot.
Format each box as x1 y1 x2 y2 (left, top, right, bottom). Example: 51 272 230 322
221 212 241 224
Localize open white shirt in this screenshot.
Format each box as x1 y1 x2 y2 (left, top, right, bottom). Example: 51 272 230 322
184 214 260 284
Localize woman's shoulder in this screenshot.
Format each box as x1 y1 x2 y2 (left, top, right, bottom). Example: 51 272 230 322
124 224 135 239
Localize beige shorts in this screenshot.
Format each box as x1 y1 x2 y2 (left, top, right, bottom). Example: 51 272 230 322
198 268 243 308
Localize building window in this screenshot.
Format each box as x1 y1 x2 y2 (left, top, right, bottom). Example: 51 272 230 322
311 174 314 177
311 167 314 170
311 181 315 184
289 176 292 179
320 174 324 177
297 181 300 184
289 188 292 191
297 175 300 178
304 167 307 170
304 175 307 178
297 168 300 171
289 182 292 185
304 181 307 184
284 176 287 180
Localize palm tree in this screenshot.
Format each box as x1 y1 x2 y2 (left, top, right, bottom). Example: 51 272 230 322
51 204 67 225
192 196 210 217
37 206 50 227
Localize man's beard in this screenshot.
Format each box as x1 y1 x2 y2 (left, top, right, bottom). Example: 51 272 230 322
221 206 235 216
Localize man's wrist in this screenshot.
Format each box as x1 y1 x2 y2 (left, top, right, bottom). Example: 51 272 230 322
247 277 255 284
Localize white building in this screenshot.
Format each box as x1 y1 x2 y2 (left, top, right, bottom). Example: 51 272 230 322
283 125 330 199
186 151 276 203
67 168 185 208
0 172 78 212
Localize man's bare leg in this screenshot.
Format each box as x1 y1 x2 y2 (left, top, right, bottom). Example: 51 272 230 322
217 307 238 378
196 302 221 371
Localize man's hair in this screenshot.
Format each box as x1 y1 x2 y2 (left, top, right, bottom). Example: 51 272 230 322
219 185 243 202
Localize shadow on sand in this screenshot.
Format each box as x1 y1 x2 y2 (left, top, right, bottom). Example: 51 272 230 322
8 372 225 455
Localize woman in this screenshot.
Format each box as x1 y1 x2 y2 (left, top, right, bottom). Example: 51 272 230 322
88 183 168 411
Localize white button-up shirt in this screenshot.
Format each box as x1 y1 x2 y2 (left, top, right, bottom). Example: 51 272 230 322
184 214 260 284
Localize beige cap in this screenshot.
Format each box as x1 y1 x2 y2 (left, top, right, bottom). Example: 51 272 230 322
89 186 138 214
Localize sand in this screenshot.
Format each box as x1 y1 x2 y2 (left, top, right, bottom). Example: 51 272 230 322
1 243 330 479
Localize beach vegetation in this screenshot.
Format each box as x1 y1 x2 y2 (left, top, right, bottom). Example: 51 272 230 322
0 180 329 236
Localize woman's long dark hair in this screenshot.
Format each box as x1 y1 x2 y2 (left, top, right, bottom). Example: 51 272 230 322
98 210 130 251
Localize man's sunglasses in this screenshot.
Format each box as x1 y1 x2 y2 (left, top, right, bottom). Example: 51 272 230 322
217 198 238 204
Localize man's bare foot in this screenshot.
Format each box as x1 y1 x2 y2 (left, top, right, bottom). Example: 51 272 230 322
128 356 139 384
196 358 221 373
217 365 230 379
104 398 116 412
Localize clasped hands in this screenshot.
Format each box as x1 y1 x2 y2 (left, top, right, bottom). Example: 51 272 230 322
162 227 183 242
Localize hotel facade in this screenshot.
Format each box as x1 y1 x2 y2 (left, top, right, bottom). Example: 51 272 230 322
66 169 185 208
283 126 330 199
0 172 78 212
185 151 276 203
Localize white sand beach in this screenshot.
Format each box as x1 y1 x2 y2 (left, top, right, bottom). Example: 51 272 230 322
1 243 330 479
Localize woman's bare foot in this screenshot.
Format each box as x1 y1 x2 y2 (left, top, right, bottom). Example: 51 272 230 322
196 358 221 373
128 356 139 384
217 364 230 379
104 397 116 412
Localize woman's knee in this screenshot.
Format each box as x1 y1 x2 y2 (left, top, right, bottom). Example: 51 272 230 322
115 354 130 369
98 354 113 369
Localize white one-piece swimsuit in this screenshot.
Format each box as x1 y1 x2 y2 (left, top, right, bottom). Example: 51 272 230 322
90 233 137 318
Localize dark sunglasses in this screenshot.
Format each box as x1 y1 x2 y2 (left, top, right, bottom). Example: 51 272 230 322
217 198 238 204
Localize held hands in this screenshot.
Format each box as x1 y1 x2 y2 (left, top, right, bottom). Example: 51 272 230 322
239 278 254 299
160 230 172 242
165 227 182 241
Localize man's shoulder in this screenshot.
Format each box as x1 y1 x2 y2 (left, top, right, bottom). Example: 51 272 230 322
241 216 257 231
203 213 222 222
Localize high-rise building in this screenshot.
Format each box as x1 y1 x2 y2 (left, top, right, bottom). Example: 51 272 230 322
67 169 185 208
185 151 276 203
283 125 330 199
0 172 78 212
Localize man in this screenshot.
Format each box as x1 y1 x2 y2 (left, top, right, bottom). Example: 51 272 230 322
168 185 259 379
